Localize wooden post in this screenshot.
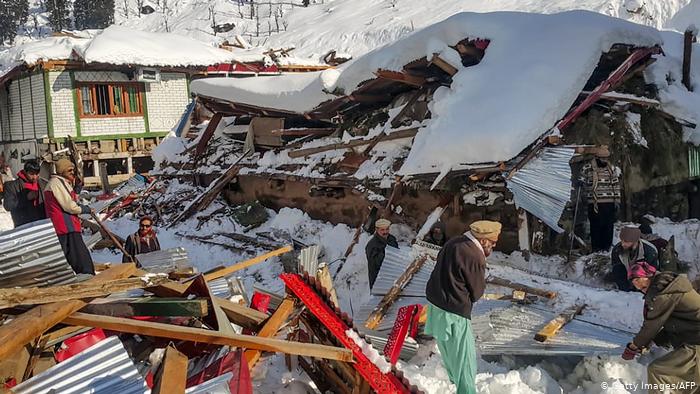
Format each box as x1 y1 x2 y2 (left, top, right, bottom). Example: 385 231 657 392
0 264 136 360
364 255 428 329
534 304 586 342
153 345 188 394
63 312 354 362
486 276 558 299
202 245 293 282
244 298 295 369
682 27 696 91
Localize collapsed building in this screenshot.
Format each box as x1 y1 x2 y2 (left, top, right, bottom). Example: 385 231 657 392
160 11 700 255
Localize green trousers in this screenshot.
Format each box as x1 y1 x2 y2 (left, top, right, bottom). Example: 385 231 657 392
425 303 478 394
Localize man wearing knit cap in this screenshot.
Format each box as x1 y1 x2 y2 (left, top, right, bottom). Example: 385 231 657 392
365 218 398 289
425 220 501 394
44 158 95 274
610 225 658 291
623 261 700 391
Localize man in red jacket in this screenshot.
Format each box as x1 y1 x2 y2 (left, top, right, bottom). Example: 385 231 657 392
44 158 95 274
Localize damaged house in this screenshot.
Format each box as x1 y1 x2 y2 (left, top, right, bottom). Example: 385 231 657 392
164 11 700 255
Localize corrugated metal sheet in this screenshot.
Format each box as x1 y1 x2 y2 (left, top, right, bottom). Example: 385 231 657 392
0 219 76 288
136 247 190 273
689 145 700 179
355 296 425 333
365 333 419 361
297 245 321 275
370 246 435 297
187 347 232 379
209 276 248 305
13 336 149 394
185 372 232 394
471 300 630 356
507 147 576 233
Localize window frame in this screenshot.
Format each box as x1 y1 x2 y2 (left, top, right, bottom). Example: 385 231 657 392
75 82 145 119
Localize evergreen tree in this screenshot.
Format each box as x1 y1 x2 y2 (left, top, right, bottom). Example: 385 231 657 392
74 0 114 30
46 0 71 31
0 0 29 44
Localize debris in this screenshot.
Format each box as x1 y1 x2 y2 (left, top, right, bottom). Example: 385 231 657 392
534 304 587 342
486 276 558 299
244 298 295 368
81 297 209 318
153 344 188 394
229 201 270 228
202 245 293 282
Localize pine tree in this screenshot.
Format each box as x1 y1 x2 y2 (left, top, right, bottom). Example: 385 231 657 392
74 0 114 30
0 0 29 44
46 0 71 31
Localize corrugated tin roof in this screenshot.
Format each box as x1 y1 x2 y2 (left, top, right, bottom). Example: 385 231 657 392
370 246 435 298
209 276 248 305
136 247 190 273
13 336 149 394
185 372 232 393
507 147 576 233
297 244 321 275
0 219 76 288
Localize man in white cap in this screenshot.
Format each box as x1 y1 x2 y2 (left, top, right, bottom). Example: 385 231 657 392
425 220 502 394
365 218 398 289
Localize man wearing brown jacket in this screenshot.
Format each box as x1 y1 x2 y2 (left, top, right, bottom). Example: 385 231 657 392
425 220 501 394
622 262 700 392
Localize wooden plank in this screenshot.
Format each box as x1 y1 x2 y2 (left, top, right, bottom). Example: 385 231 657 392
390 89 424 129
270 128 335 137
0 275 169 309
534 304 586 342
202 245 293 282
244 298 295 369
429 54 458 76
374 70 426 87
22 336 48 382
486 276 558 299
195 112 223 159
81 297 208 317
63 312 354 362
682 29 695 91
287 127 419 159
0 263 136 360
153 345 188 394
364 256 428 330
144 275 268 330
316 264 339 307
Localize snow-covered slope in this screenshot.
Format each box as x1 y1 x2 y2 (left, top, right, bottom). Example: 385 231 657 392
665 0 700 31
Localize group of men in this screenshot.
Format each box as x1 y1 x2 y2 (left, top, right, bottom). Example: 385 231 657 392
366 213 700 393
2 158 160 275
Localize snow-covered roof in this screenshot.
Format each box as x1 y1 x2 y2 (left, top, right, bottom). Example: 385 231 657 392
0 27 266 81
191 10 662 176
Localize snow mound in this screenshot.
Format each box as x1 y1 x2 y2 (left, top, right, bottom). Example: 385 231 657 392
0 36 88 80
193 11 661 175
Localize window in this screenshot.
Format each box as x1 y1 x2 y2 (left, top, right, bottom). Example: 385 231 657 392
76 83 144 118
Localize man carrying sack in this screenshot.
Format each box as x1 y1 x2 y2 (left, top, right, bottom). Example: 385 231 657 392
425 220 502 394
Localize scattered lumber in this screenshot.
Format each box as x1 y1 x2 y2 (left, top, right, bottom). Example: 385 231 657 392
63 312 353 362
482 292 538 303
0 275 169 309
534 304 587 342
202 245 293 282
153 344 188 394
194 112 223 160
0 263 136 360
270 128 335 137
374 69 426 87
81 297 208 317
244 298 295 368
288 127 419 159
486 276 558 299
429 54 458 76
365 255 429 330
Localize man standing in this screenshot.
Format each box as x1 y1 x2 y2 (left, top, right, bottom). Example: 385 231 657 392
579 153 621 251
622 262 700 392
365 218 398 289
425 220 501 394
123 216 161 263
3 160 45 227
44 158 95 274
611 226 658 291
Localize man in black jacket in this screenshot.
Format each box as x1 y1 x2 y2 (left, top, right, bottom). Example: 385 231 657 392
365 218 398 289
610 226 658 291
3 160 45 227
425 220 501 394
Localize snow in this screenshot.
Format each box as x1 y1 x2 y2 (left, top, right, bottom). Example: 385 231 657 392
79 25 245 67
0 208 15 231
666 1 700 32
345 328 392 373
0 36 88 79
192 11 662 177
625 112 648 148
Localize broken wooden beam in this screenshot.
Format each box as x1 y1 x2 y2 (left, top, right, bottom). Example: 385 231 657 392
287 127 419 159
0 263 136 360
81 297 208 317
0 275 169 309
270 128 336 137
534 304 586 342
365 255 429 330
195 112 223 159
683 27 696 91
429 54 458 76
202 245 294 282
374 69 426 87
244 298 295 368
153 344 188 394
486 276 558 299
63 312 354 362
